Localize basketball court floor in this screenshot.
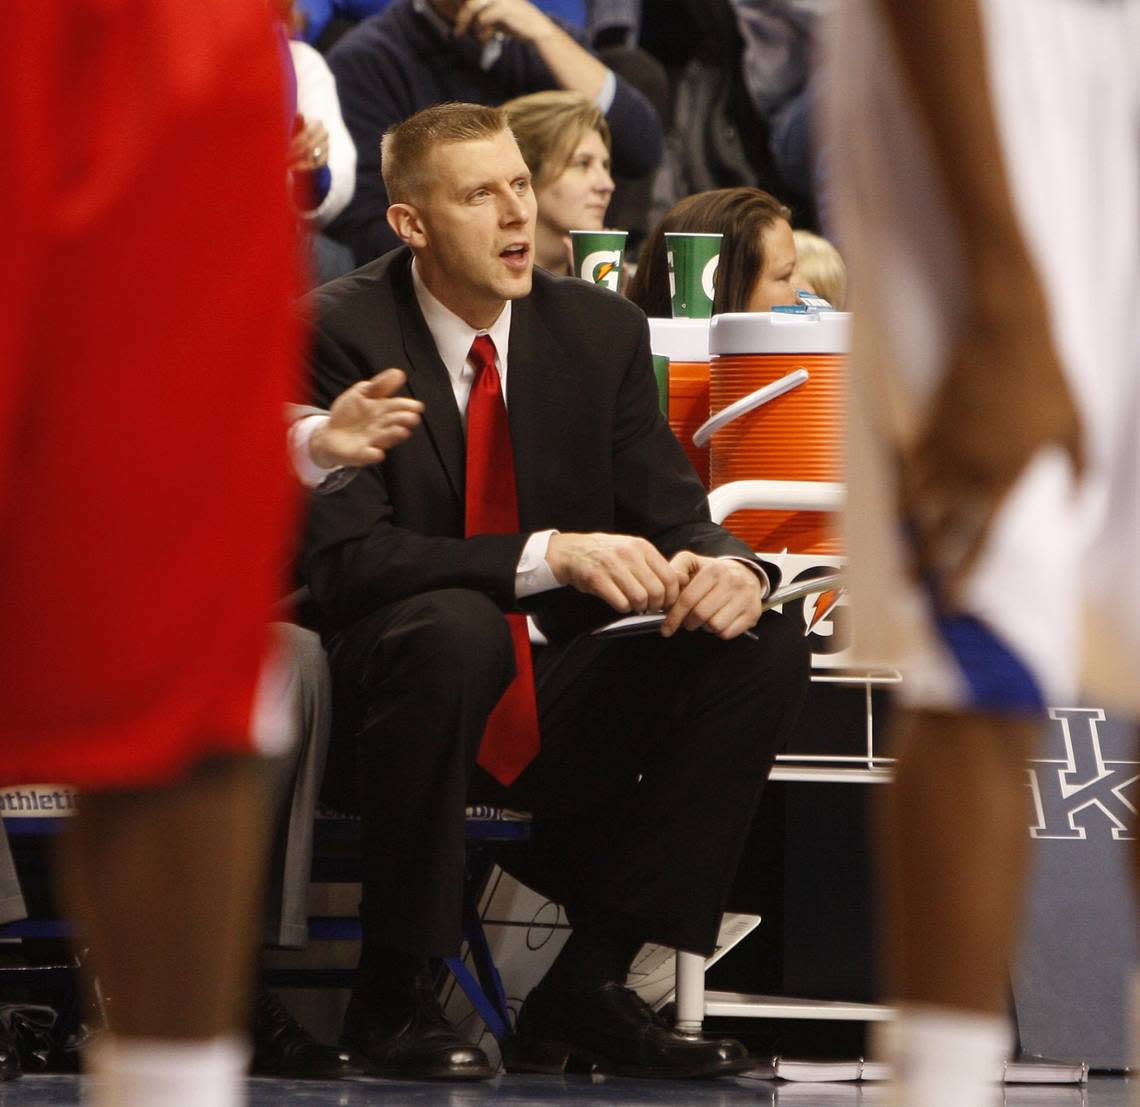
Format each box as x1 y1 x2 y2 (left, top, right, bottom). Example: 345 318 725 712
0 1074 1132 1105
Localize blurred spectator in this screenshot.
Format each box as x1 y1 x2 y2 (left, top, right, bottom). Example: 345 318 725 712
503 91 614 275
641 0 826 237
791 228 845 308
627 186 798 316
296 0 640 49
576 0 641 47
641 1 774 228
323 0 663 265
288 39 359 286
728 0 832 201
295 0 385 47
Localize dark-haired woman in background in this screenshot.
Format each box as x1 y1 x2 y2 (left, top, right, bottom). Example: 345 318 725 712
627 186 799 315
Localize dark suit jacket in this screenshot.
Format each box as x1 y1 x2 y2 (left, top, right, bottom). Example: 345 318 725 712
301 247 759 641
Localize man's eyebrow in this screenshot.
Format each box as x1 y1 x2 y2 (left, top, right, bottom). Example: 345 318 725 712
454 177 494 196
455 170 531 195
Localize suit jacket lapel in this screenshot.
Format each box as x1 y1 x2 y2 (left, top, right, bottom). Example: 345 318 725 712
389 256 466 501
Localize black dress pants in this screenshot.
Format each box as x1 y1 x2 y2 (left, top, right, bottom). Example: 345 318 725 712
325 588 811 959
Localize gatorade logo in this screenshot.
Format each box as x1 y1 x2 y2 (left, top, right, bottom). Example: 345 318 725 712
580 249 621 292
701 255 719 301
781 565 849 655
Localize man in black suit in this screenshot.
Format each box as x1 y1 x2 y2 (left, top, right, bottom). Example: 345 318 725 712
302 101 810 1081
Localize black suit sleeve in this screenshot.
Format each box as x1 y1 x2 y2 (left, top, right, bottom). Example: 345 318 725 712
525 309 761 642
301 315 528 631
303 471 528 630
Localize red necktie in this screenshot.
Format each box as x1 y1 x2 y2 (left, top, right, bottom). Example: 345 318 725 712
465 335 541 785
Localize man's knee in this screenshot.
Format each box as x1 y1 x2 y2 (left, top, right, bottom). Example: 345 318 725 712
352 589 515 700
709 610 812 700
415 587 514 674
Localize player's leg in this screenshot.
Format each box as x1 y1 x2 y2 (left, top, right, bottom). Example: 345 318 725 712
878 709 1038 1107
884 710 1036 1013
57 756 272 1107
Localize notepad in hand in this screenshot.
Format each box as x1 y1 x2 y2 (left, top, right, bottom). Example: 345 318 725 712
590 612 667 639
590 572 845 640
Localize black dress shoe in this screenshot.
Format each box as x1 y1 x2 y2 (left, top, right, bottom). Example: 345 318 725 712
251 988 367 1079
504 981 752 1079
0 1013 20 1082
341 973 493 1081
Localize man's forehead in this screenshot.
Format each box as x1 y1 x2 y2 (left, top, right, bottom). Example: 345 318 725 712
428 131 529 189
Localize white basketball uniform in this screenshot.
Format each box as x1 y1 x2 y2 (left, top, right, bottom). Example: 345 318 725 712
822 0 1140 715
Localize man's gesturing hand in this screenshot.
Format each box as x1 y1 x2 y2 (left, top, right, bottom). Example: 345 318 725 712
545 533 682 614
309 368 424 470
661 553 764 640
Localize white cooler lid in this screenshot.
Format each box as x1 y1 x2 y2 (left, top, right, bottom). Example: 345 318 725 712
709 311 851 355
647 317 711 362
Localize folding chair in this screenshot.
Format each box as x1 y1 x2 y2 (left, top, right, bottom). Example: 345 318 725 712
289 803 531 1046
671 479 898 1036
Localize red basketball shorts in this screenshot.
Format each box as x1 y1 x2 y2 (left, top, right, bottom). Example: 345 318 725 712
0 0 302 788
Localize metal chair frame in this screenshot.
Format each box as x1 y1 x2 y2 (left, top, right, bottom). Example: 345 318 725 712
671 479 899 1035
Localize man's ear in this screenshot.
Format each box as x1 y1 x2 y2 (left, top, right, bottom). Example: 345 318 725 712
387 203 427 248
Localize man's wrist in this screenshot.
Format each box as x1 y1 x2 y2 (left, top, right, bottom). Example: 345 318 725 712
289 413 344 488
517 529 561 597
720 555 769 599
307 424 340 472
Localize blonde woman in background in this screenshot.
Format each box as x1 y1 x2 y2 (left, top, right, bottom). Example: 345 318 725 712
792 229 847 309
503 90 615 275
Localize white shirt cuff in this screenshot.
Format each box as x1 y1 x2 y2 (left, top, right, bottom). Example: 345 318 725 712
516 529 561 598
288 413 343 490
596 69 617 114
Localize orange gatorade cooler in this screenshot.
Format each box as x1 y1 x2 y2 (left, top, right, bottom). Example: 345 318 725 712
648 318 710 486
705 311 850 553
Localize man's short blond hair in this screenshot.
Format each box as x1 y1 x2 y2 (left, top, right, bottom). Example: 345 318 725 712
381 102 510 206
501 90 611 186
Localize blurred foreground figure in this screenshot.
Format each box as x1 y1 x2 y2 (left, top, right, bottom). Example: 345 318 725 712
823 1 1140 1105
3 3 299 1105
